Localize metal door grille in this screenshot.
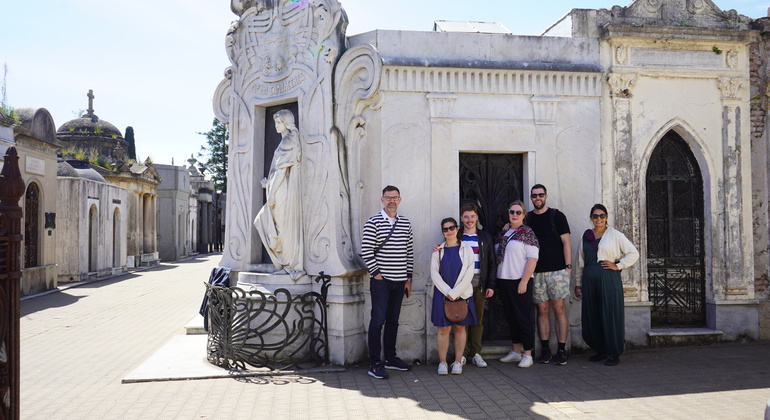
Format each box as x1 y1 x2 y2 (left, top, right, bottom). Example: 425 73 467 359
459 153 523 341
646 132 705 327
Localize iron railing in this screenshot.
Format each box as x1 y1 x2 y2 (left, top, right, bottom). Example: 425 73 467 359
205 272 331 370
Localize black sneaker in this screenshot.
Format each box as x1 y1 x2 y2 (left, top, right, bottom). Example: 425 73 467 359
604 355 620 366
553 350 567 365
537 348 552 364
384 357 412 371
368 362 389 379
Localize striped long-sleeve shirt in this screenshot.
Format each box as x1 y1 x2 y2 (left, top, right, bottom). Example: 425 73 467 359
361 211 414 281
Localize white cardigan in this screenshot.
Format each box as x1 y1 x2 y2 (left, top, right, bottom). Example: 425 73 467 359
577 227 640 285
430 241 475 300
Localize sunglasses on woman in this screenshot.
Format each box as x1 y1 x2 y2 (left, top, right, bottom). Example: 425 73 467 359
508 210 524 215
591 213 607 219
442 225 458 232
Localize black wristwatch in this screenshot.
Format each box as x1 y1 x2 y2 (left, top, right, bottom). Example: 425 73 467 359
565 264 573 269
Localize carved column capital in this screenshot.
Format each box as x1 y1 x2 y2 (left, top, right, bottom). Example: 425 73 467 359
608 74 637 98
426 93 457 120
530 96 561 125
717 77 744 100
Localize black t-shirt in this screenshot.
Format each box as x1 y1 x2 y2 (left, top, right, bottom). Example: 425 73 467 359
526 208 571 273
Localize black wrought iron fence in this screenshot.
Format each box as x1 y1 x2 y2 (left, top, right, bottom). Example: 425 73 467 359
205 272 331 370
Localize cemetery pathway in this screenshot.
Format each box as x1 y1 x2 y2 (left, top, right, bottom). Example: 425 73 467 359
20 254 770 419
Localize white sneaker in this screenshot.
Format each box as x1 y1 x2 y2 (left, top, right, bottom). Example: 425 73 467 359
437 362 448 375
518 354 533 368
461 356 466 366
451 361 463 375
500 351 522 363
472 354 488 368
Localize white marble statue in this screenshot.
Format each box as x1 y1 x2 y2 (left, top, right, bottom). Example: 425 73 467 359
254 109 304 279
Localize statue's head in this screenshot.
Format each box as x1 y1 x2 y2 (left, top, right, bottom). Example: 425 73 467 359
273 109 297 132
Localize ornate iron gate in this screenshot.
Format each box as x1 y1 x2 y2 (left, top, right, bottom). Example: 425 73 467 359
646 132 705 327
459 153 523 341
205 272 331 370
0 147 24 420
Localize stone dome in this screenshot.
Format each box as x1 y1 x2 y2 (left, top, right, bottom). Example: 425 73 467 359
57 114 123 142
59 159 107 183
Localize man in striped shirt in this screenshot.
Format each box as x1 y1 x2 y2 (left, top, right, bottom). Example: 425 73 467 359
361 185 414 379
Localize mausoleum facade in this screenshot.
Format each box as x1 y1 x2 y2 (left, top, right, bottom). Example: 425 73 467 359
214 0 770 365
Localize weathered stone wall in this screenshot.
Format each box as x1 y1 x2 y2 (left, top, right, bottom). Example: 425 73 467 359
750 16 770 340
56 178 127 282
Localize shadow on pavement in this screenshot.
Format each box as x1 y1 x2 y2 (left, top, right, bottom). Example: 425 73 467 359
219 342 770 419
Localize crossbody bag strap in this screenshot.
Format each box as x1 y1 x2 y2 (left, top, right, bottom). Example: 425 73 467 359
373 217 398 255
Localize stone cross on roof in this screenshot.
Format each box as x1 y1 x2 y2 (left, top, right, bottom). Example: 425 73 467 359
84 89 99 122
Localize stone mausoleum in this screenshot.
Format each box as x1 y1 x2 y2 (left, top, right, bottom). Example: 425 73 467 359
213 0 770 365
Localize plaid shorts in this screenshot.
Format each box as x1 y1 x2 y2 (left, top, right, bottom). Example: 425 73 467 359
532 269 570 304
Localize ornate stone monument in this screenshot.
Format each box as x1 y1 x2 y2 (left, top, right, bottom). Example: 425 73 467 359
213 0 366 364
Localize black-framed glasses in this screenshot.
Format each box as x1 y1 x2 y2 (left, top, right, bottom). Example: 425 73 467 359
591 213 607 219
509 210 524 215
530 193 546 198
442 225 458 232
382 196 401 202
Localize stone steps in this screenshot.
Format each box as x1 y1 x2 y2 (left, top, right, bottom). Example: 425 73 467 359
648 328 722 348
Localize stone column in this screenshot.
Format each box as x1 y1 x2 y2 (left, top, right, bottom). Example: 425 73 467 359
717 78 754 300
152 195 158 253
530 96 562 205
426 92 456 361
607 73 643 301
706 77 759 339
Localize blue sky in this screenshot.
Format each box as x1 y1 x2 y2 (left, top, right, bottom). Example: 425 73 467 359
2 0 767 165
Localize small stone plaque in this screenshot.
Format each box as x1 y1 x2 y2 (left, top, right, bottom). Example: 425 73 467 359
26 155 46 176
632 48 722 68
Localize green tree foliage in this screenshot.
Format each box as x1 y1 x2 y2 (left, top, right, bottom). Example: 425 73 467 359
125 126 137 160
197 118 229 193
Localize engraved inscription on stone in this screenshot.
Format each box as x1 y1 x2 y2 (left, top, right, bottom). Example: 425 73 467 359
26 155 45 176
632 49 722 68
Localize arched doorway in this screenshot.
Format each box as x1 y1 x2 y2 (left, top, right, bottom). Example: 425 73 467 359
459 152 524 341
646 131 706 327
24 183 41 268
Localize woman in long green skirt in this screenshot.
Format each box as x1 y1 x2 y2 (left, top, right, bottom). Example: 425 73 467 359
575 204 639 366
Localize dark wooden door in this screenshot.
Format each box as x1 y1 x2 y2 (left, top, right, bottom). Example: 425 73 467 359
459 153 523 341
646 131 706 327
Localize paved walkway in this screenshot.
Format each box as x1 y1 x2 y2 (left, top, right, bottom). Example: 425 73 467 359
21 255 770 419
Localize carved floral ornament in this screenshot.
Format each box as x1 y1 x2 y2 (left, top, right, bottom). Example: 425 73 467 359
223 0 343 96
643 0 662 13
718 77 744 100
608 74 637 98
615 45 629 66
726 50 738 69
687 0 708 14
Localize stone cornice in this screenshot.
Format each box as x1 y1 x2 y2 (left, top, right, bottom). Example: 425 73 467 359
602 24 760 43
381 67 603 97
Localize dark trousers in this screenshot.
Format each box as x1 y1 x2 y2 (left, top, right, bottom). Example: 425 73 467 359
465 285 486 358
368 278 405 365
498 279 535 351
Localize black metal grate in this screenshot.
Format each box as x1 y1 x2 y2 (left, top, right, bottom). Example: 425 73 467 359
646 132 705 327
205 273 331 370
